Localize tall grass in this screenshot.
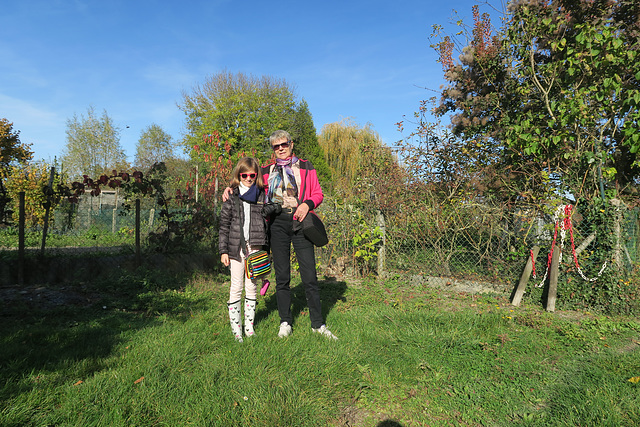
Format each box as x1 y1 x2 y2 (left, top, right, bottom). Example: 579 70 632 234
1 268 639 426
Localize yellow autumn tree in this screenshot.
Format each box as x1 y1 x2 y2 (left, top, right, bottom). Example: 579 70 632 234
1 118 33 223
4 161 59 227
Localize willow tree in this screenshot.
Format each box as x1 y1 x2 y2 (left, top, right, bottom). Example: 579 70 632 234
289 99 331 185
318 119 404 211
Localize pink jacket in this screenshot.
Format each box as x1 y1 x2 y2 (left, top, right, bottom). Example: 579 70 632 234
261 159 323 210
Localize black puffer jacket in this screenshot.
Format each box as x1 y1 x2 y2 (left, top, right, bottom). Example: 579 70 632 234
218 188 268 262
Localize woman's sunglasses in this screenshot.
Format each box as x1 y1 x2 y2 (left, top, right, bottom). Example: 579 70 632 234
240 173 257 179
272 141 291 151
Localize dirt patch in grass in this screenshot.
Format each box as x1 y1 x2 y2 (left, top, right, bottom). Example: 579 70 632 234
0 284 100 310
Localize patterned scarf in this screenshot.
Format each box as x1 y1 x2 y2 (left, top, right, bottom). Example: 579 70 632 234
267 156 299 204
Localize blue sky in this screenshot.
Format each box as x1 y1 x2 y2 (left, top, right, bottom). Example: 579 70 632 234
2 0 485 163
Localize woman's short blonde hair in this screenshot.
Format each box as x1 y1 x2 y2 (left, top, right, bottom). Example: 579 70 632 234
230 157 264 189
269 130 292 145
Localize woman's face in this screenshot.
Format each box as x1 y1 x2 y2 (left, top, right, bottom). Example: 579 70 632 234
239 169 257 187
272 137 293 160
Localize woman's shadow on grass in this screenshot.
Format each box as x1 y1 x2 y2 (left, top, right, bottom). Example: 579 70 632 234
255 277 347 328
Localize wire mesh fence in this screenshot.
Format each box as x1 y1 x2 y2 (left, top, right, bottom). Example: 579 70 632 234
2 189 639 298
315 197 640 292
0 194 159 257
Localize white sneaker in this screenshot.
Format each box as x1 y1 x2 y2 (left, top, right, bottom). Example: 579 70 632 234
312 325 338 340
278 322 292 338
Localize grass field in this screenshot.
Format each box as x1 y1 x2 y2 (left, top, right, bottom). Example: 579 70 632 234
1 267 639 426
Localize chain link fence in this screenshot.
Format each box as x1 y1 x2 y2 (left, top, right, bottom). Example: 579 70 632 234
0 191 159 256
2 190 639 299
316 196 640 293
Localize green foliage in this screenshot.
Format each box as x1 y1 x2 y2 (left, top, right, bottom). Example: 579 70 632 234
62 106 130 180
134 123 174 173
0 118 33 172
318 119 405 213
0 118 33 223
4 160 65 227
352 213 383 273
289 99 332 184
432 1 640 203
179 71 298 165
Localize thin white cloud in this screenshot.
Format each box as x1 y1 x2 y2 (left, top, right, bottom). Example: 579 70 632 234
0 93 66 159
0 93 61 130
142 61 203 93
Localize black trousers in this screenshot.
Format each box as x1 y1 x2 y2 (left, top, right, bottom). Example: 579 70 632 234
269 212 323 328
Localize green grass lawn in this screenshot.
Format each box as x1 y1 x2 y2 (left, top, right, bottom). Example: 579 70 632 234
1 268 639 426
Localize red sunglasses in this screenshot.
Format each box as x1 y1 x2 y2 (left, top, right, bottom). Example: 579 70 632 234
240 173 257 179
272 141 291 151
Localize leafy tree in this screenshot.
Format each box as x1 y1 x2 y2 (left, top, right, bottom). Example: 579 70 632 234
432 1 640 203
0 118 33 222
0 118 32 172
179 70 297 165
289 99 332 184
179 71 325 209
318 119 405 211
62 106 129 180
134 123 174 173
4 160 63 227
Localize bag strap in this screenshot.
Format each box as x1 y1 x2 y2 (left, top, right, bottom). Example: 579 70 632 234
234 195 250 255
297 160 308 208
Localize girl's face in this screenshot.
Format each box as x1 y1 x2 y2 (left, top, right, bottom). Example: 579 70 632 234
239 169 257 186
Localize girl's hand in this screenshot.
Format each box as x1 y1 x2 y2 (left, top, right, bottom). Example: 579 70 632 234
221 254 230 266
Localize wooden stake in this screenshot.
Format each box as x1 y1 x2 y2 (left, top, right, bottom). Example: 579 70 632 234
511 245 539 306
546 245 561 312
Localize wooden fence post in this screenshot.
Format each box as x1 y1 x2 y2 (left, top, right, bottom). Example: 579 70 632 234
376 210 386 277
18 191 25 286
40 166 55 257
135 199 141 267
546 245 561 312
511 245 539 306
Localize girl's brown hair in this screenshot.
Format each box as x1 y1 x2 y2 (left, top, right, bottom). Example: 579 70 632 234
230 157 264 189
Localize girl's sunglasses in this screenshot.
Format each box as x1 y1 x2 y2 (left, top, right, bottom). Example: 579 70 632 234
272 141 290 151
240 173 257 179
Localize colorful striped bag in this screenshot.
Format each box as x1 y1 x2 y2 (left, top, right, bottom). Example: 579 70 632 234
244 250 271 280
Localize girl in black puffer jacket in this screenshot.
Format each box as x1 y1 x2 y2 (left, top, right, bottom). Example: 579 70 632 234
219 157 269 342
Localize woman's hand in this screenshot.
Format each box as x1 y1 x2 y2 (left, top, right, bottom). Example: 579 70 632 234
221 187 233 202
221 254 230 267
293 203 309 222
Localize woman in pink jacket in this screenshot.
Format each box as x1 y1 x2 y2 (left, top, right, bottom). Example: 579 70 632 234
261 130 337 340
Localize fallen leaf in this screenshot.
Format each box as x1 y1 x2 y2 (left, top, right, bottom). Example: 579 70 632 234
134 376 144 384
628 377 640 384
73 380 83 386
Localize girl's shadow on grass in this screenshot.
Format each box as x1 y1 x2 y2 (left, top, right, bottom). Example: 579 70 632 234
255 278 347 328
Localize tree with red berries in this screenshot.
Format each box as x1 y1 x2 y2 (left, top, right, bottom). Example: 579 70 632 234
429 1 640 203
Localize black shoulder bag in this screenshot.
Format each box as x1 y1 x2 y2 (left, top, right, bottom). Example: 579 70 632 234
298 161 329 247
